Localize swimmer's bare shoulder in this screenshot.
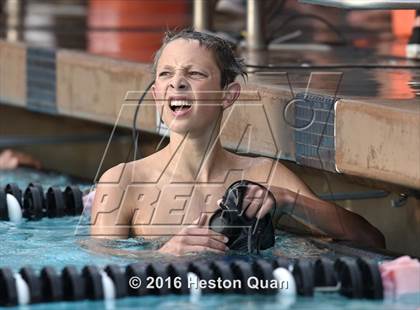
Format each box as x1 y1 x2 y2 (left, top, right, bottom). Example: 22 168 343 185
245 156 317 199
131 148 170 183
98 147 168 187
91 162 131 238
91 149 167 238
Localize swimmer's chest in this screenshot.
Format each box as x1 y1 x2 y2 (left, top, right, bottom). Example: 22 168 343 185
127 181 228 236
127 165 270 236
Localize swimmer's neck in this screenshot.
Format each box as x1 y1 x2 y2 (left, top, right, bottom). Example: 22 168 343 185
164 129 229 181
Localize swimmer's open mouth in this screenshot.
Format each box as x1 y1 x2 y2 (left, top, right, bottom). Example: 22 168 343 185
169 97 193 112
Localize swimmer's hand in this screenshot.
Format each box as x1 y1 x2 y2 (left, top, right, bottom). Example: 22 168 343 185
238 183 276 220
0 149 42 170
158 215 229 256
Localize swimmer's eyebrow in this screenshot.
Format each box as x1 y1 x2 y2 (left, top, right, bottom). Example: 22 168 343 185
158 64 210 73
159 65 174 71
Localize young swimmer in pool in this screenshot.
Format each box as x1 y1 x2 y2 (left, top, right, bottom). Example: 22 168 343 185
90 30 385 256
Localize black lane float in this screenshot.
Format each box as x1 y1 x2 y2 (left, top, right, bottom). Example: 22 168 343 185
0 183 84 221
0 257 385 307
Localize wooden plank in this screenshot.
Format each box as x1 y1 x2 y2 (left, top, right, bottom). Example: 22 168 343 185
335 99 420 189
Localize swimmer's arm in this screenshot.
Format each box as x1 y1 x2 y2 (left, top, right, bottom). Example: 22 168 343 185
90 164 132 239
267 166 385 248
271 186 385 248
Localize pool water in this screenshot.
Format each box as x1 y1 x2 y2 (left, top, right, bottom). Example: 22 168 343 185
0 212 337 272
1 168 419 309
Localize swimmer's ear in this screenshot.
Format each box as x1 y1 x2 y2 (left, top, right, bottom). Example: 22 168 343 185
222 82 241 110
151 84 164 112
151 84 158 102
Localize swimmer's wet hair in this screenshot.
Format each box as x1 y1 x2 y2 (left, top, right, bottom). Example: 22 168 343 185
152 29 247 89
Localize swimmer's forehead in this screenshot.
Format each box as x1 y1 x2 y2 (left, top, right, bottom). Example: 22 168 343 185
156 39 221 74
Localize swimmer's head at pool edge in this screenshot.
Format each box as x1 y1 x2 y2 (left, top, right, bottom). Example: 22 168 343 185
151 29 247 135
